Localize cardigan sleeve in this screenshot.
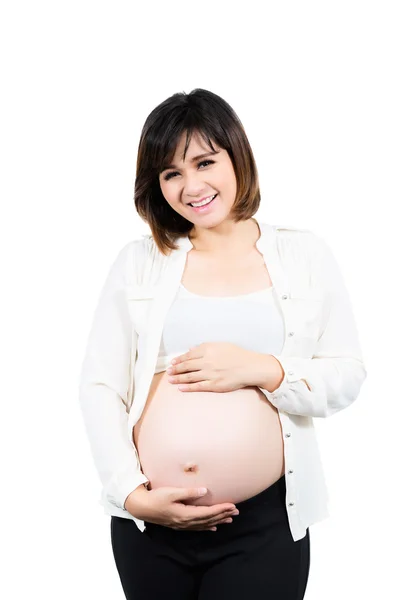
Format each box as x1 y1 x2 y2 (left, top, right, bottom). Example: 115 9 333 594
78 242 149 511
259 233 368 418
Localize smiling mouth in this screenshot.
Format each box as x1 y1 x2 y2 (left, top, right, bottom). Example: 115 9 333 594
188 193 217 207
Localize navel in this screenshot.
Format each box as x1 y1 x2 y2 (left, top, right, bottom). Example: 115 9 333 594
183 462 199 473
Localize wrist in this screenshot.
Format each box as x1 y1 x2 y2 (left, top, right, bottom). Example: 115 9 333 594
249 353 285 392
264 355 285 392
124 484 150 517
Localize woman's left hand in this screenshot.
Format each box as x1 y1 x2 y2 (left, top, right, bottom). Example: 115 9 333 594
166 342 258 392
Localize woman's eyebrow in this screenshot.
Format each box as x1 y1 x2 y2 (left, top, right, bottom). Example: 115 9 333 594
161 151 219 173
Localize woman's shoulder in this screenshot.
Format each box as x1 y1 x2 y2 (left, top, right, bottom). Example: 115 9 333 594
271 222 322 249
122 233 170 286
267 224 331 273
274 222 315 236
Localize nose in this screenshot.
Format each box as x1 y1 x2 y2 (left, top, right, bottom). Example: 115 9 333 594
182 172 209 198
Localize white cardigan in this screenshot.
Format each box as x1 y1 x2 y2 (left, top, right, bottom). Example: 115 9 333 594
78 220 367 542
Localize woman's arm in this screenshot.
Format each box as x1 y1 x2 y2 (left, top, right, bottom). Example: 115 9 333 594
257 232 368 418
78 241 149 511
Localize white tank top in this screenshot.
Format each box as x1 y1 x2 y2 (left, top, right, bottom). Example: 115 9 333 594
154 283 285 373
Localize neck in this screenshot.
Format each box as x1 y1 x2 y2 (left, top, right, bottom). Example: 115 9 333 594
188 218 261 254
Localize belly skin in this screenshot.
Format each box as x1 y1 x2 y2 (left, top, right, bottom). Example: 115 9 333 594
133 371 285 506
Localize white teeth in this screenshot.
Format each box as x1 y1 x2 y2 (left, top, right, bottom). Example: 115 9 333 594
190 194 216 207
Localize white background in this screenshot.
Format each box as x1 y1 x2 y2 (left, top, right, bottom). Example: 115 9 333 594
1 1 398 598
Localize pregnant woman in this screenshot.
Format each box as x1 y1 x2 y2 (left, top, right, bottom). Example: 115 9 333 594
79 89 367 599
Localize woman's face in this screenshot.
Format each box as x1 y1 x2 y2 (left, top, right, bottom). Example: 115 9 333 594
158 131 237 227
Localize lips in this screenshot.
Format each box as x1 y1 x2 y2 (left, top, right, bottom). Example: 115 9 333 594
188 194 217 207
188 193 219 213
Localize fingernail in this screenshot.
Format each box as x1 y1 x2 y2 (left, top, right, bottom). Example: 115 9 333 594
232 510 239 515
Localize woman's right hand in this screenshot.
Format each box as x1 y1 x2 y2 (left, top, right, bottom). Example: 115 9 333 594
125 485 239 531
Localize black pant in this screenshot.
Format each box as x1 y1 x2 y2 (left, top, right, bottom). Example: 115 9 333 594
111 475 310 599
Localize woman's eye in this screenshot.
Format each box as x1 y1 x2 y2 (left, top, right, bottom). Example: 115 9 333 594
163 160 215 181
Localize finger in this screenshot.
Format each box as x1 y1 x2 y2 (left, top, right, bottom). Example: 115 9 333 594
188 507 238 525
183 505 235 523
174 512 231 530
172 358 201 375
189 517 233 531
205 518 232 528
180 513 236 531
205 515 234 528
178 370 205 383
216 517 233 525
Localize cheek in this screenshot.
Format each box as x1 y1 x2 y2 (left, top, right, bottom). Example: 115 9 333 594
219 168 237 196
160 183 181 207
160 190 179 211
159 182 169 201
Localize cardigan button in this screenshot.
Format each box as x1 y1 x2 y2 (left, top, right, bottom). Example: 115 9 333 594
285 433 291 438
288 470 293 474
288 331 294 337
289 502 295 506
288 370 294 375
282 294 288 300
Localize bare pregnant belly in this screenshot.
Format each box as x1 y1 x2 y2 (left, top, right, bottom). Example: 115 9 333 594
133 371 285 506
